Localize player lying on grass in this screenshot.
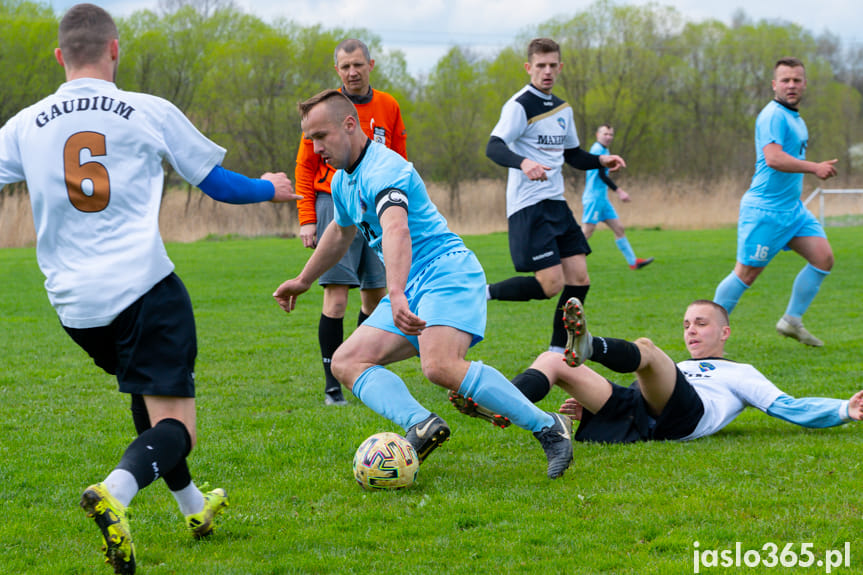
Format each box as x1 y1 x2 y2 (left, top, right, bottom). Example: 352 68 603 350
452 299 862 443
274 89 572 479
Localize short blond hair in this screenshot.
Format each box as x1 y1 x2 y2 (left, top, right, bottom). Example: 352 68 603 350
298 89 358 122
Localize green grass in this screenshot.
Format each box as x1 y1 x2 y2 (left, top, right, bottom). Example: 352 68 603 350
1 227 862 574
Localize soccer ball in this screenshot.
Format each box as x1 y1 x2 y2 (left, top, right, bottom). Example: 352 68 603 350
352 432 419 490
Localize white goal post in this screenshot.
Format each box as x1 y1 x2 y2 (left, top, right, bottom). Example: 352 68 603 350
803 187 863 226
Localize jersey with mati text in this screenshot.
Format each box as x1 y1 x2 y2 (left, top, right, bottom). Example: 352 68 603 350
331 141 463 279
0 78 225 328
743 100 808 212
490 84 579 217
296 88 406 225
584 141 610 199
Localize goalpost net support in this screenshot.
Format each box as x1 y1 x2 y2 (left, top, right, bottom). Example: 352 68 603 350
803 187 863 226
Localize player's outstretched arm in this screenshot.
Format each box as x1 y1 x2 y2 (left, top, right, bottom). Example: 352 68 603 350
273 221 356 313
847 390 863 421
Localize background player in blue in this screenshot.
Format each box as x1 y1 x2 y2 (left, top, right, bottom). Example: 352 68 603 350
506 298 862 444
273 89 573 479
0 4 299 573
485 38 625 354
582 124 653 270
714 57 838 346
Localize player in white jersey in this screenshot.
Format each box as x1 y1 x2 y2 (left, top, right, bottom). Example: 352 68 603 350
485 38 625 355
582 124 653 270
274 89 574 480
496 298 861 444
0 5 298 573
713 57 839 347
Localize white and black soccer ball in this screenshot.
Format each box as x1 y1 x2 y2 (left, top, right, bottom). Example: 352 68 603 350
352 432 419 490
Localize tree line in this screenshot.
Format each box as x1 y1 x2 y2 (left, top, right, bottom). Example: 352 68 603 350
2 0 862 209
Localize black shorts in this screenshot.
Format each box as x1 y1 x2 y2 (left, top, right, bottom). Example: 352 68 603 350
574 367 704 443
63 272 197 398
507 199 591 272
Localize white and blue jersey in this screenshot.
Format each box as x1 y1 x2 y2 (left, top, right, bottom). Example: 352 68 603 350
490 84 580 217
332 141 487 348
0 78 225 328
679 358 851 440
743 100 808 212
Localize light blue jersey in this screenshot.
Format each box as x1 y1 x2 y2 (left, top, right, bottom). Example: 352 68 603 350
582 141 619 225
743 100 808 212
332 141 464 277
332 140 487 348
583 141 609 199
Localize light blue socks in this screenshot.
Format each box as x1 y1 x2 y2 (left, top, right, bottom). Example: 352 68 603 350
615 236 636 266
353 366 430 431
458 361 553 433
713 271 749 314
786 263 829 318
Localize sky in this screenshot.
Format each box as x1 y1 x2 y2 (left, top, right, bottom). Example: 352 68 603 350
51 0 862 75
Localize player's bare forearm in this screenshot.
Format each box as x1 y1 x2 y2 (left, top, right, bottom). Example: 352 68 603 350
380 208 423 333
273 222 354 313
763 144 837 179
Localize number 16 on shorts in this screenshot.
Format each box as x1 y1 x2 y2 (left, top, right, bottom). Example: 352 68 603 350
693 541 851 573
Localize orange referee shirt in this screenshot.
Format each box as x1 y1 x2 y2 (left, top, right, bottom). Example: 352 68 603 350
296 87 407 225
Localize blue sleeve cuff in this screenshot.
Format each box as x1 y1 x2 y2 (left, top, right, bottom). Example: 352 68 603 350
766 394 849 428
198 165 275 204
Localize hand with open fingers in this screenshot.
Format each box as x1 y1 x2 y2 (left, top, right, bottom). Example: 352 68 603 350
273 278 310 313
847 390 863 421
559 397 584 421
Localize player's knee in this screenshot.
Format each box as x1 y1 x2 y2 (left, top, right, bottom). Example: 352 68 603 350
537 275 564 297
329 360 352 390
633 337 659 359
322 286 350 316
817 252 834 272
420 357 460 391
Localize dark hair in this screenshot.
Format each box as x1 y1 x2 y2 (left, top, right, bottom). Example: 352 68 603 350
689 299 730 327
775 57 805 71
298 88 358 121
597 123 614 131
334 39 371 66
527 38 560 61
58 3 118 69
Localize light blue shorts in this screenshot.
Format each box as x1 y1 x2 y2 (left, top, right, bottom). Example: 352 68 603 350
736 201 826 267
582 194 618 225
363 250 487 352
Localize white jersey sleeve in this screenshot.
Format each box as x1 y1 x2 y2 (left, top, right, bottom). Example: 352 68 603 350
678 358 784 440
0 78 225 328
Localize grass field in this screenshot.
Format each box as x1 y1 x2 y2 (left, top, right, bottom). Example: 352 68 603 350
1 226 862 574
